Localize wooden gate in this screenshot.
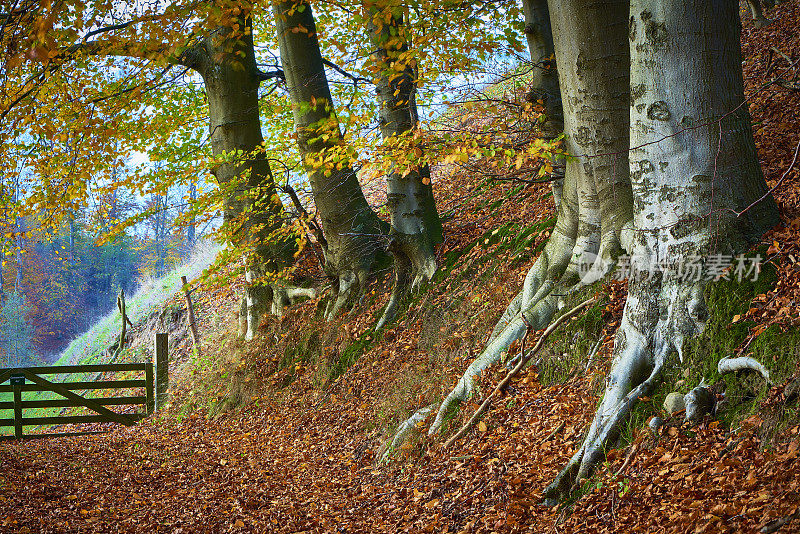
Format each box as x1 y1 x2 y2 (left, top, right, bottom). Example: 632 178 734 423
0 363 155 440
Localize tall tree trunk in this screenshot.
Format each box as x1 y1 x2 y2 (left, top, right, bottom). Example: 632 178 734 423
424 0 632 437
187 15 300 340
520 0 565 205
543 0 779 502
69 6 311 339
274 0 389 319
520 0 562 129
367 2 442 329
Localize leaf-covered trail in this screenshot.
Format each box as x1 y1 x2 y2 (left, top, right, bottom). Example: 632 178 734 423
2 370 800 533
4 2 800 532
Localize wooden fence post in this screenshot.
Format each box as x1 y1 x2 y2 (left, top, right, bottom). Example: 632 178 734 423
154 333 169 410
145 362 155 415
181 276 201 358
11 374 23 439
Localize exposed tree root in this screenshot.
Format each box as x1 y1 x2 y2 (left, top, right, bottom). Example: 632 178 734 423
761 507 800 534
718 355 772 384
382 225 605 450
240 268 317 340
542 276 707 504
325 270 358 321
443 298 595 449
746 0 774 27
684 382 716 423
376 233 437 330
380 404 436 461
272 285 317 316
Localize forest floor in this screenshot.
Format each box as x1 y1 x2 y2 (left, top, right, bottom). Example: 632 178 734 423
2 3 800 533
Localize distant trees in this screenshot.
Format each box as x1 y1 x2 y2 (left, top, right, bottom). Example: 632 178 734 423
1 0 531 337
0 291 36 367
0 209 170 358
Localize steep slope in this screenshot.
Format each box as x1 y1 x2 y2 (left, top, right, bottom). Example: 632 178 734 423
1 3 800 533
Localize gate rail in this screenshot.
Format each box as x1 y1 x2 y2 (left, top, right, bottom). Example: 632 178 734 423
0 335 169 441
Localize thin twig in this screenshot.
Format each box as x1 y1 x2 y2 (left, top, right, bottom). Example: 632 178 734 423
614 444 638 477
543 421 565 443
443 297 597 449
730 138 800 218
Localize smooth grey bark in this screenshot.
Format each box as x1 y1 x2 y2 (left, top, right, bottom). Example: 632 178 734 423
391 0 777 493
275 0 389 319
543 0 779 503
187 17 304 339
367 3 442 329
520 0 562 130
422 0 633 437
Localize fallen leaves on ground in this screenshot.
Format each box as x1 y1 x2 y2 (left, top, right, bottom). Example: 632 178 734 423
3 3 800 533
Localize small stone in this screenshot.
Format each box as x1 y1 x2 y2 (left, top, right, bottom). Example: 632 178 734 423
684 386 715 422
649 416 664 434
663 392 685 415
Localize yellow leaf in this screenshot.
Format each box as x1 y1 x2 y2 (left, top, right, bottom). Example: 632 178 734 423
478 421 487 432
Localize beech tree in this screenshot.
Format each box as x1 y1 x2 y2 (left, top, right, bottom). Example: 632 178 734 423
274 0 393 319
0 1 316 340
519 0 560 130
393 0 779 502
3 0 528 336
275 0 448 322
519 0 564 205
179 14 314 339
365 1 442 328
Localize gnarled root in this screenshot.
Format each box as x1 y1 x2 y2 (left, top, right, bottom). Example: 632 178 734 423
427 290 563 435
746 0 773 27
271 285 317 316
542 277 707 505
325 270 358 321
718 355 772 385
426 230 611 436
240 270 317 340
376 232 437 330
684 382 715 423
383 215 603 446
381 404 436 461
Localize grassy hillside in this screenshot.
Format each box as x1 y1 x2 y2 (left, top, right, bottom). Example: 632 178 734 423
0 242 221 437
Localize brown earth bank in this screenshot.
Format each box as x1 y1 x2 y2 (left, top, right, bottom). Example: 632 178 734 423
2 2 800 533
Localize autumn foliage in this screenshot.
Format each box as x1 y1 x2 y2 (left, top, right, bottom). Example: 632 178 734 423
1 1 800 533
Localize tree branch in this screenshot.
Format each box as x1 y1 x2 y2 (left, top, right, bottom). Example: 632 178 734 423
321 58 371 85
255 68 285 82
443 297 597 449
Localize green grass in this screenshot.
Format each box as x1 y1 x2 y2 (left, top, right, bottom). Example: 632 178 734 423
535 283 611 386
0 242 221 437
